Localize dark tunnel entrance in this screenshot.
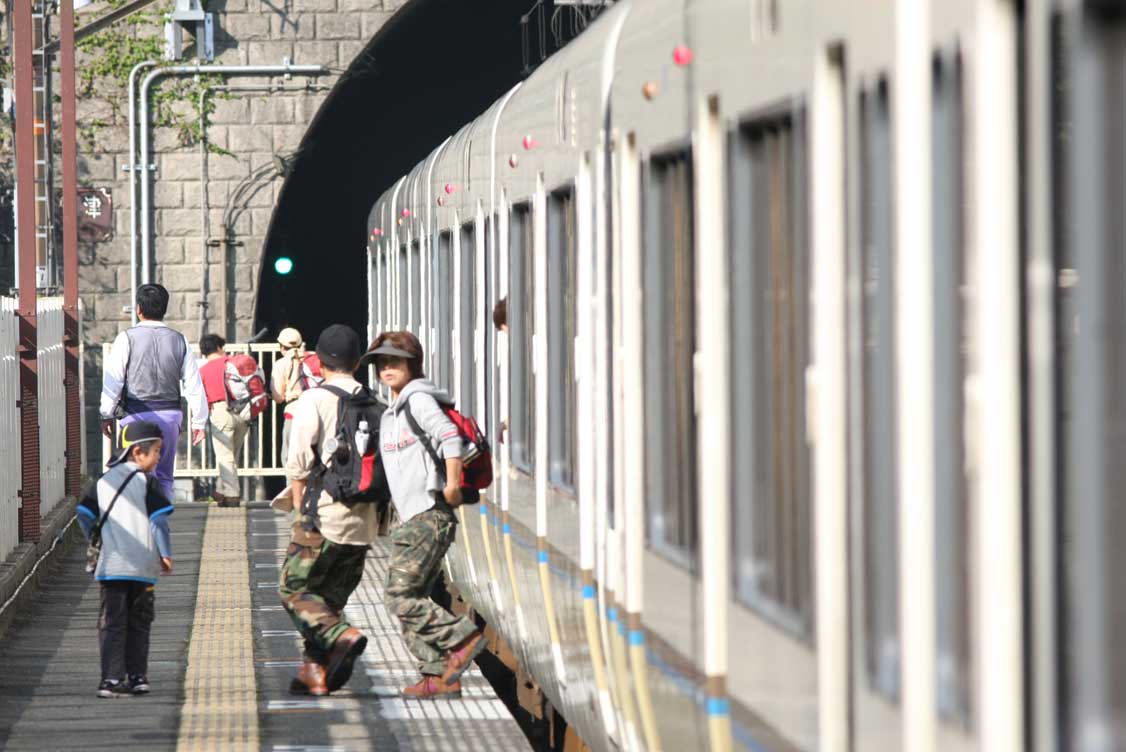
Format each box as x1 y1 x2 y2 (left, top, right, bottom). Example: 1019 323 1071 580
254 0 577 348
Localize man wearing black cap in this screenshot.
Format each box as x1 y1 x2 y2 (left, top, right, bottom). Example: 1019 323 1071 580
278 324 375 696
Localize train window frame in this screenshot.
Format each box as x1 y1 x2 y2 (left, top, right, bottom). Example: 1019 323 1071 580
641 147 699 571
856 78 901 703
459 220 477 413
435 229 454 392
509 201 535 474
547 183 578 494
727 107 815 641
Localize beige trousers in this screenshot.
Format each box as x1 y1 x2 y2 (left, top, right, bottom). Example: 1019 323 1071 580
209 402 249 497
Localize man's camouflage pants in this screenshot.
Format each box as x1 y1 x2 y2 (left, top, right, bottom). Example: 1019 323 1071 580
387 505 476 676
278 524 368 663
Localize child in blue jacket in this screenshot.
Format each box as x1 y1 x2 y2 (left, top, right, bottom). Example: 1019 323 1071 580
77 420 174 698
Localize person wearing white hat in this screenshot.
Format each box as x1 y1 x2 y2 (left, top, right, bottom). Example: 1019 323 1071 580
271 327 322 465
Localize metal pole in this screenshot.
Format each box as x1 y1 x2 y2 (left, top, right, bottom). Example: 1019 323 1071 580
197 87 210 341
32 4 47 282
14 0 41 542
61 0 82 498
138 63 327 284
127 60 157 325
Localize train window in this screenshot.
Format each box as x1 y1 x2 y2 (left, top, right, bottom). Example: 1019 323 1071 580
728 112 813 637
410 239 421 333
509 203 535 473
858 81 900 701
435 230 454 391
1054 10 1126 747
547 186 577 491
932 53 972 725
642 151 698 568
459 221 477 410
398 243 408 328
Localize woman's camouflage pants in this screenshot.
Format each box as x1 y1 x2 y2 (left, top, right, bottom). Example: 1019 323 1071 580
386 506 477 676
278 524 368 663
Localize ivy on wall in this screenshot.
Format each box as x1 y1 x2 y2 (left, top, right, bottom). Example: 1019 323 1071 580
75 0 232 154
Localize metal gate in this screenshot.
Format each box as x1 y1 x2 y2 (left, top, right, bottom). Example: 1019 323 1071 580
100 342 290 483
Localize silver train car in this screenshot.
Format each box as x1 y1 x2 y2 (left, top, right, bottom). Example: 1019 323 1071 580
365 0 1123 749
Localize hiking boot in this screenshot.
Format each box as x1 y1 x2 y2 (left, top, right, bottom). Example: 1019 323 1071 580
401 675 462 700
96 679 132 699
289 660 328 696
325 628 368 691
129 674 151 694
442 631 487 684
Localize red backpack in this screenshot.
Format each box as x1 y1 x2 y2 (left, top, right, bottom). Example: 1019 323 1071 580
402 397 493 502
224 353 268 421
297 353 323 391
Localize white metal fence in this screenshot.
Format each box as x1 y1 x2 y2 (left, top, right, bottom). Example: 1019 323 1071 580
0 296 80 563
0 298 18 562
38 300 66 519
101 342 290 487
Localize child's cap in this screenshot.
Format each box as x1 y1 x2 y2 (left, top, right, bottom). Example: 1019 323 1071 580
107 420 163 467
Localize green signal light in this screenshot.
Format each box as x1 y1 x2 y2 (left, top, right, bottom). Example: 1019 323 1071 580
274 256 294 275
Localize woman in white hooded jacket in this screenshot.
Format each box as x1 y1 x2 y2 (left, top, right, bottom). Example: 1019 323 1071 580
361 330 488 700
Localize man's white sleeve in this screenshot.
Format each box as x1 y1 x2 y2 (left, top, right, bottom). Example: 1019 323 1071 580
98 331 130 420
181 336 208 430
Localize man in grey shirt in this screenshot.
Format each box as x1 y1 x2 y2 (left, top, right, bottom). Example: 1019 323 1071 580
100 283 207 497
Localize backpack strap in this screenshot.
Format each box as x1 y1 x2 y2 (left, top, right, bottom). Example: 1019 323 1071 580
401 396 447 483
319 383 354 401
298 383 359 529
91 469 142 543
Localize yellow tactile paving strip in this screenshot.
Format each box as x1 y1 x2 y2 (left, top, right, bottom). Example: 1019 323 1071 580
176 507 259 752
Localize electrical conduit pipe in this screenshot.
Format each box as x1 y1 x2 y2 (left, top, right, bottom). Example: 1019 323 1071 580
138 62 328 285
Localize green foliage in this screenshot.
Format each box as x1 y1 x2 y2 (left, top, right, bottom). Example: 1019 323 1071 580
76 11 233 154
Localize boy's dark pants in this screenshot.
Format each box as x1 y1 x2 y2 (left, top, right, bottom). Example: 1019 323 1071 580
98 581 155 681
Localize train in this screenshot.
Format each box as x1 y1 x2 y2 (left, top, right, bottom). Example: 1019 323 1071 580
364 0 1120 750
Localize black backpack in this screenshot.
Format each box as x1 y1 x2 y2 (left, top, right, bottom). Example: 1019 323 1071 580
300 384 391 527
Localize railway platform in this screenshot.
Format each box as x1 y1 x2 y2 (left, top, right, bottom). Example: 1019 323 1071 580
0 503 533 752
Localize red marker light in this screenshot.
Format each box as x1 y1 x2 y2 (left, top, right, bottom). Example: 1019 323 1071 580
401 208 411 218
373 228 383 237
673 45 694 66
522 135 536 150
445 183 456 194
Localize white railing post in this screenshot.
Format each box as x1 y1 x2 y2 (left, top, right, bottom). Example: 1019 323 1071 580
0 298 19 562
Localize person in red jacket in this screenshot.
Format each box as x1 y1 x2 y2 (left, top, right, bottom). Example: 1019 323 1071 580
198 334 247 507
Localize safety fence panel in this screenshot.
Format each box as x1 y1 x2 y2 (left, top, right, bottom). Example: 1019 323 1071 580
102 342 289 482
38 298 66 520
0 298 18 563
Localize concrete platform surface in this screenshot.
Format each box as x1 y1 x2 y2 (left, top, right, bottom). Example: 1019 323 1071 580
0 503 534 752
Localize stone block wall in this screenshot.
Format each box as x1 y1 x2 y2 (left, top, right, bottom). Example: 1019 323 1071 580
72 0 401 470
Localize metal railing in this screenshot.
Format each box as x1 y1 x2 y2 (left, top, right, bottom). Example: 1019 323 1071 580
0 298 18 562
38 300 67 519
0 296 79 563
100 342 290 484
